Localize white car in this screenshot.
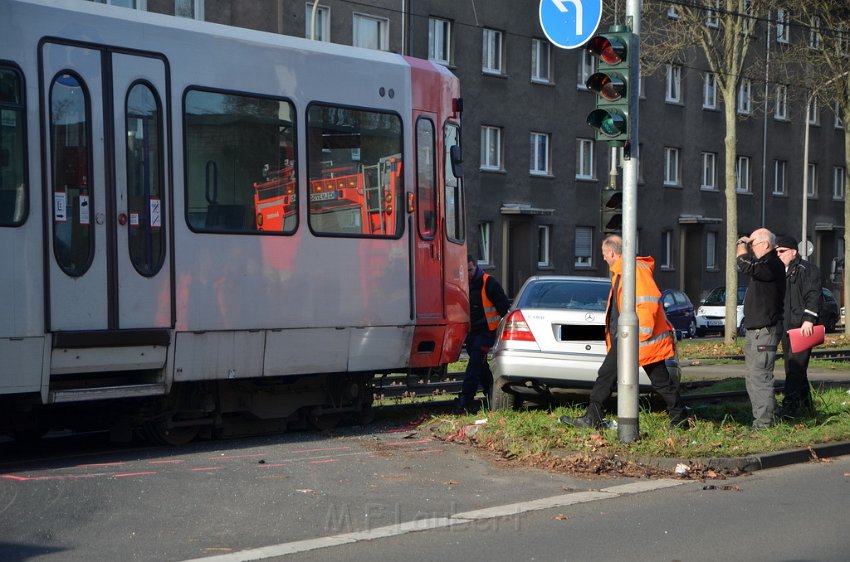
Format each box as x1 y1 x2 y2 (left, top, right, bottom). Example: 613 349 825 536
695 286 746 337
489 276 679 411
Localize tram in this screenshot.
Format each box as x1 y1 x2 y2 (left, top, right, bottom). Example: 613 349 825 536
0 0 469 443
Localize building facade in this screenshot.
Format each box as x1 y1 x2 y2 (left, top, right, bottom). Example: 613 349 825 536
97 0 847 303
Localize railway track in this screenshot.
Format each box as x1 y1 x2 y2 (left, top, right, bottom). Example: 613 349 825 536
689 348 850 362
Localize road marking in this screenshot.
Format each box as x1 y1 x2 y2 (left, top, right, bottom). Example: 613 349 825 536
180 479 691 562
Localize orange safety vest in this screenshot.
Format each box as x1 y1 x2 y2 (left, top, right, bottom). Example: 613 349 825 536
606 256 675 366
481 274 501 331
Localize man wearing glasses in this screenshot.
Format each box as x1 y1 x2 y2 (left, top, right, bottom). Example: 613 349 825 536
774 235 821 419
736 228 786 428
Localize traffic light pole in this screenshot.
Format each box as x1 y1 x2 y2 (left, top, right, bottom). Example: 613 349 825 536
616 3 641 443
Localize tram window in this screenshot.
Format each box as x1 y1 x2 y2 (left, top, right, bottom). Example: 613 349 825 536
306 103 402 238
184 89 296 234
444 122 465 243
416 118 436 239
50 72 93 276
0 66 27 226
126 82 165 276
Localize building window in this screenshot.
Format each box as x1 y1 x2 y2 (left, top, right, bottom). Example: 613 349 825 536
835 102 844 129
706 232 717 270
741 0 754 34
736 156 751 193
90 0 146 8
578 50 595 89
305 3 329 41
428 17 452 65
666 64 682 103
176 0 203 19
808 95 820 125
809 16 822 49
705 0 719 28
774 85 788 120
531 38 552 84
664 147 680 186
538 225 551 267
701 152 716 190
353 13 389 51
480 126 502 171
703 73 717 109
530 132 550 175
776 8 789 43
575 226 593 268
661 231 673 270
477 222 491 265
482 28 504 74
774 160 787 195
576 138 594 180
807 163 818 198
833 167 845 201
737 79 752 115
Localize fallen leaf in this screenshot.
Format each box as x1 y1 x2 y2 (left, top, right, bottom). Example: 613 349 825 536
445 480 461 485
554 514 568 521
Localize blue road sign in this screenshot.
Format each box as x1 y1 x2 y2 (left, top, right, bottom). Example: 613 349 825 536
539 0 603 49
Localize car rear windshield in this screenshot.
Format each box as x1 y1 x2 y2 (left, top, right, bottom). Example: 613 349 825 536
516 280 609 311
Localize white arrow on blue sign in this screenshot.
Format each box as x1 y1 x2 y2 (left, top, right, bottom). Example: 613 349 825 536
539 0 603 50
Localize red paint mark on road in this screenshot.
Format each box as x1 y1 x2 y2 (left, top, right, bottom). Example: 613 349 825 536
1 473 103 481
148 460 186 465
213 454 265 460
76 462 126 468
257 463 288 468
0 475 31 481
290 446 351 454
113 472 157 478
191 467 224 471
384 439 432 446
308 459 338 464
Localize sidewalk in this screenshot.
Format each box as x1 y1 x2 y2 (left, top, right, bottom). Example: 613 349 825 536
681 361 850 385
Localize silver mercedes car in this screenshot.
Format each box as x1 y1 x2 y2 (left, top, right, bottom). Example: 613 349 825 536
489 276 678 411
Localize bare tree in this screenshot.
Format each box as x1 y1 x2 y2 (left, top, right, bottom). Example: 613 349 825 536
786 1 850 334
641 0 779 344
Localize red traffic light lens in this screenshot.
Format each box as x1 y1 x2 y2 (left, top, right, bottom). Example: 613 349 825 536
586 36 626 65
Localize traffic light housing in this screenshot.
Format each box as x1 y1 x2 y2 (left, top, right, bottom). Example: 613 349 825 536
600 185 622 235
585 26 632 146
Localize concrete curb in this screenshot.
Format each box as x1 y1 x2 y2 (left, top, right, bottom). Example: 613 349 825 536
629 439 850 473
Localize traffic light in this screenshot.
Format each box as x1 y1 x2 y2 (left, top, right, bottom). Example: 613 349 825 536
585 26 632 146
600 185 622 235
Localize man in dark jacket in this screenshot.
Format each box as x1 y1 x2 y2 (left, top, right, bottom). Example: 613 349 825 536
775 235 821 418
736 227 786 428
455 255 510 414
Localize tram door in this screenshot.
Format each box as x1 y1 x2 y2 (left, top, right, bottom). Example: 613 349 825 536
414 115 444 320
42 43 171 332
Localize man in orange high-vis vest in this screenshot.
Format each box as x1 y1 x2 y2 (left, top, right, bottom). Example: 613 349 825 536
560 235 689 429
455 254 510 414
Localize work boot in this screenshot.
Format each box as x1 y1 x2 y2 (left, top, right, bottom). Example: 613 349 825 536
559 402 604 429
775 401 801 420
668 406 692 429
452 396 472 415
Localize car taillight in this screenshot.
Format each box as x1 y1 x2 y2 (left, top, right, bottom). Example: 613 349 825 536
501 310 536 341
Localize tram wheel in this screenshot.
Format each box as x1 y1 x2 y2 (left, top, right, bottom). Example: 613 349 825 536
139 420 201 446
307 413 342 431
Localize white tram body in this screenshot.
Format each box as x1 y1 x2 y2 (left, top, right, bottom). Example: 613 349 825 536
0 0 469 441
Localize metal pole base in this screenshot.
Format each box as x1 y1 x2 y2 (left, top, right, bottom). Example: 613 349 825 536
617 417 639 442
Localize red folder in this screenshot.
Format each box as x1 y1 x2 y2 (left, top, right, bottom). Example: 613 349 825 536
787 325 825 354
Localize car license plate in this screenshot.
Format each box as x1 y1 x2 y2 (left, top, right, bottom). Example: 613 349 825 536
707 319 724 326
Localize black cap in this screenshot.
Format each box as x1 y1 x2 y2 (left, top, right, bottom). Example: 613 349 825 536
467 254 476 264
775 235 798 251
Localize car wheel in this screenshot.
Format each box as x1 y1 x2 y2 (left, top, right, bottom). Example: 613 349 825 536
687 319 697 339
738 320 746 337
490 377 520 411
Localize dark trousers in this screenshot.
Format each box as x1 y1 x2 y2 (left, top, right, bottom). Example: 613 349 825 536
460 330 496 405
781 332 814 408
589 342 683 415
